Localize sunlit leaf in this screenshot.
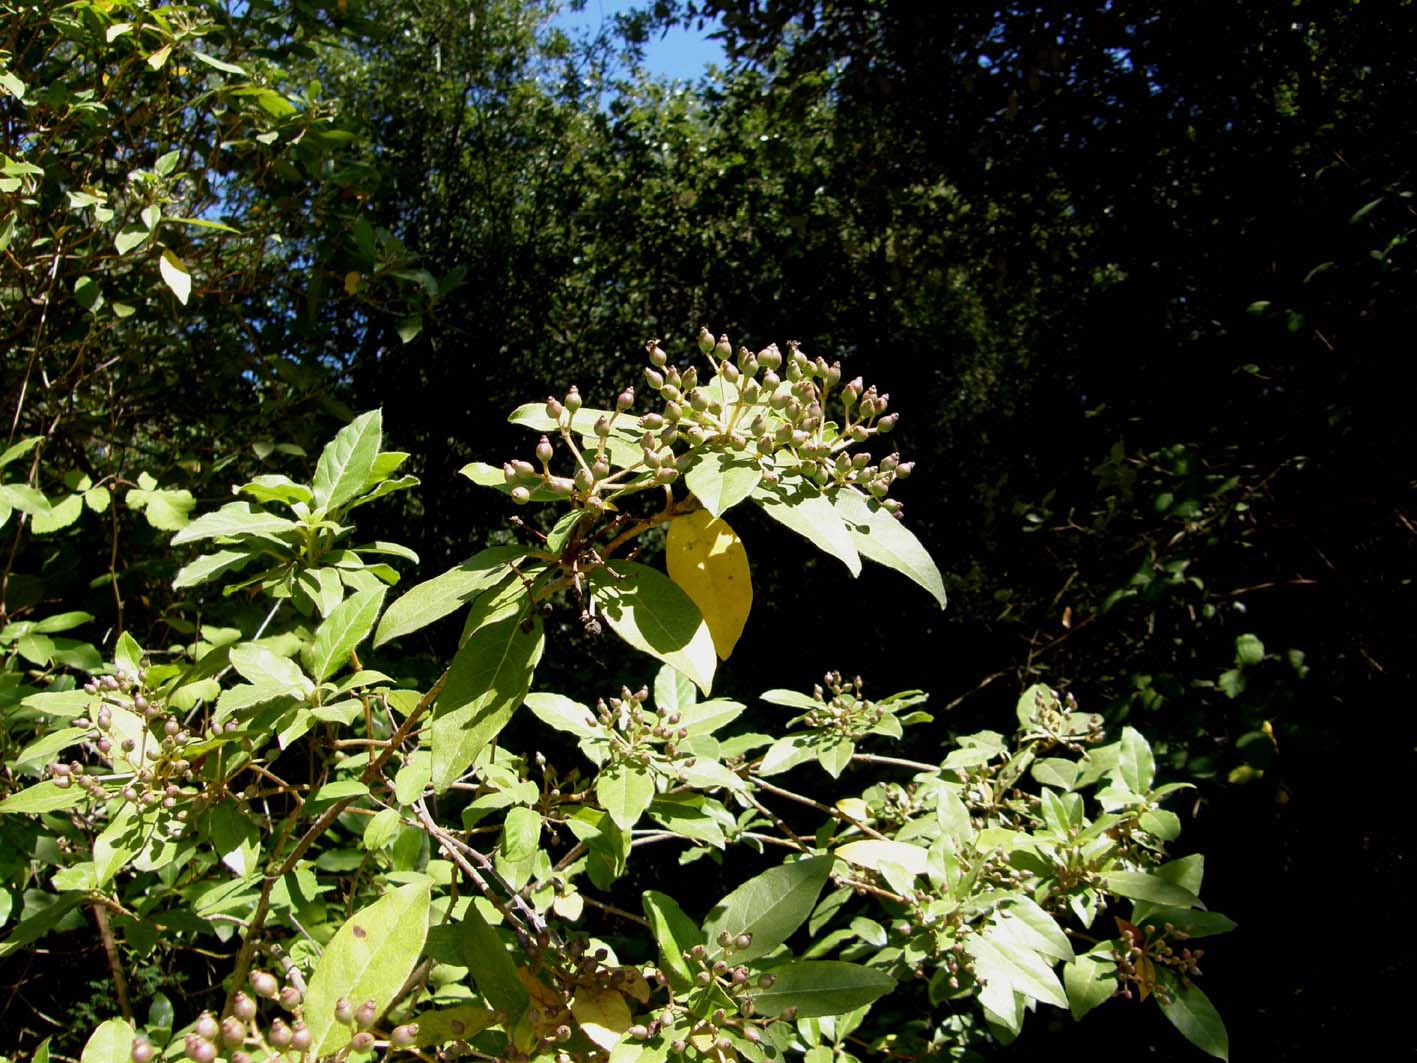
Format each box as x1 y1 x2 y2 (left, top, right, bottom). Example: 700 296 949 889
665 510 752 660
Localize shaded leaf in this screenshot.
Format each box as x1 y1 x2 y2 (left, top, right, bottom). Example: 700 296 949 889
752 960 894 1018
430 613 544 791
1158 971 1229 1060
702 855 831 963
752 478 861 576
375 546 526 647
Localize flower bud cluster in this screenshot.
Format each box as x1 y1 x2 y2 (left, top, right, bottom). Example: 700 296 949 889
500 329 913 521
51 668 234 822
1110 921 1204 1002
135 972 315 1063
593 685 690 763
657 933 785 1053
791 671 892 740
642 333 912 516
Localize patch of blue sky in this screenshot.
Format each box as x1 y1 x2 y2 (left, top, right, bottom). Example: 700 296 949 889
552 0 726 83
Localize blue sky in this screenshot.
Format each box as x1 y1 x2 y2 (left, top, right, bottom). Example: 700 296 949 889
553 0 727 81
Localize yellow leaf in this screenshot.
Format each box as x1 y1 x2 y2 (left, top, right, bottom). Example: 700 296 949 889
159 249 191 305
666 510 752 660
344 270 362 294
571 987 631 1050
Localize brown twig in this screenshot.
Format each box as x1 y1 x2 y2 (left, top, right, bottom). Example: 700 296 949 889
92 902 133 1024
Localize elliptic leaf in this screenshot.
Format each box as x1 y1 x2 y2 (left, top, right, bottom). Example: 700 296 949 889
701 855 832 963
313 410 382 513
751 960 894 1018
752 478 862 576
80 1018 136 1063
665 511 753 660
430 612 544 791
1063 947 1118 1020
303 587 385 682
1158 971 1229 1060
158 249 191 304
835 840 929 879
572 987 632 1050
170 502 295 545
302 880 432 1057
642 891 703 992
684 451 763 517
597 763 656 831
375 546 527 647
590 561 715 694
832 490 945 608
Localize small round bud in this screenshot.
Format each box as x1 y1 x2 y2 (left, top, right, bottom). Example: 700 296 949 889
697 327 715 354
334 997 354 1024
390 1024 419 1047
232 991 257 1021
564 386 582 414
184 1036 216 1063
594 414 611 437
250 970 279 998
355 999 378 1029
644 367 664 390
130 1038 155 1063
616 387 635 412
268 1019 293 1048
546 396 565 420
195 1012 219 1041
350 1031 376 1052
290 1022 312 1052
647 340 668 367
510 485 531 504
734 933 751 950
219 1017 245 1048
279 984 303 1009
535 435 554 464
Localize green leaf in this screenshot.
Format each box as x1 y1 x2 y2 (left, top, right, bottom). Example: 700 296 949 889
677 697 745 737
303 587 385 683
835 840 928 879
546 509 585 554
966 927 1068 1009
653 662 697 714
752 479 862 576
1063 946 1117 1020
751 960 894 1018
642 891 702 992
1158 970 1229 1060
170 502 296 545
191 50 246 75
1135 906 1236 939
374 546 527 647
228 644 310 694
702 855 832 963
362 808 401 851
113 227 149 255
498 806 541 862
684 451 763 517
394 752 431 806
0 435 41 468
80 1018 136 1063
30 493 82 534
524 692 600 738
994 897 1074 962
240 474 314 507
1117 727 1155 794
411 1005 497 1047
591 561 715 695
597 763 656 831
833 491 945 608
302 880 432 1057
430 612 544 791
440 903 528 1022
313 411 382 513
1104 871 1204 909
0 780 85 814
0 892 83 956
172 549 255 590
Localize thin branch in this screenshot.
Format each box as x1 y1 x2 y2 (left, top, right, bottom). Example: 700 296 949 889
749 776 890 842
92 903 133 1024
